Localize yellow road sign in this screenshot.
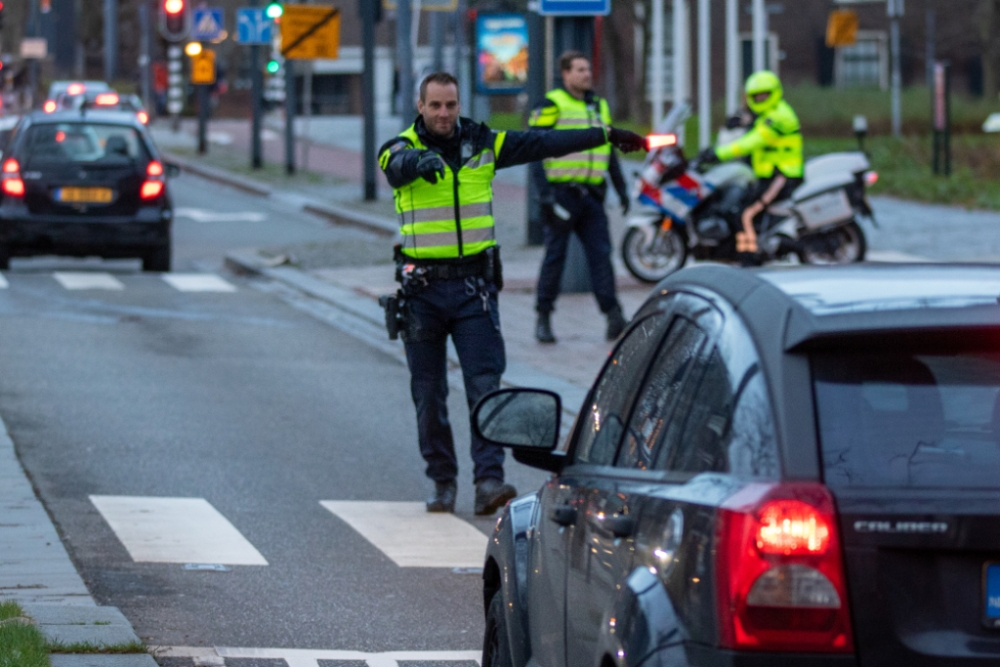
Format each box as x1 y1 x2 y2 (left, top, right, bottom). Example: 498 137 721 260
280 4 341 60
191 49 217 85
826 9 859 48
381 0 457 11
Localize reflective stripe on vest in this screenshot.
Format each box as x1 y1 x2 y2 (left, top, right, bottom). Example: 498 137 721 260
532 89 612 186
387 125 502 260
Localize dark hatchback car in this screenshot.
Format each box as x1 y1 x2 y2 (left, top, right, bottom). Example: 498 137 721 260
0 110 175 270
475 263 1000 667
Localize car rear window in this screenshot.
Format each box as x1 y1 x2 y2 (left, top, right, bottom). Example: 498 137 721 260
814 351 1000 489
22 123 147 164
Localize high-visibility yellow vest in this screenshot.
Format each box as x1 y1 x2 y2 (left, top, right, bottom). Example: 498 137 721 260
717 100 804 179
381 125 504 260
529 89 612 186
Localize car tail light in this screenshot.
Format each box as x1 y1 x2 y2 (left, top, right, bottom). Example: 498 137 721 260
140 161 165 200
1 158 24 197
716 482 853 654
863 171 879 187
95 93 120 106
43 100 57 113
67 83 85 96
137 111 149 124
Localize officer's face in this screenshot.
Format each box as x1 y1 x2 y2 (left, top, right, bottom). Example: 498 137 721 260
562 58 592 94
418 82 461 138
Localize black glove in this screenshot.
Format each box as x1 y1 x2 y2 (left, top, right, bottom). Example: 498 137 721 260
415 152 446 184
608 127 647 153
696 147 721 166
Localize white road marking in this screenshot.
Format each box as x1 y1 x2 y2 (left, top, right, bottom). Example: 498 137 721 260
0 273 7 288
53 272 124 290
89 496 268 565
161 273 238 293
155 646 481 667
321 501 488 568
175 207 267 223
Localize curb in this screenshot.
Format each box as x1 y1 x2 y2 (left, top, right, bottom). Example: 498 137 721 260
163 152 273 197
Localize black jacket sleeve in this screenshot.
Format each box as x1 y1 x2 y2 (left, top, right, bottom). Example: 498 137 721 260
608 150 629 203
494 127 607 171
378 137 425 188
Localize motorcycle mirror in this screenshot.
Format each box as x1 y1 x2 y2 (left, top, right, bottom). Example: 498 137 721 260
647 134 678 149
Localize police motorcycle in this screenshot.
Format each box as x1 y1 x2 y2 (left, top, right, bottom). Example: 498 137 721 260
621 104 878 283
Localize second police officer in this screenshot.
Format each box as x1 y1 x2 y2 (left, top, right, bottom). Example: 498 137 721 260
529 51 632 345
378 72 647 516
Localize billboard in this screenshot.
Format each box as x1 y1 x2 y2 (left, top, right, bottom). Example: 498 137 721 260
476 14 528 95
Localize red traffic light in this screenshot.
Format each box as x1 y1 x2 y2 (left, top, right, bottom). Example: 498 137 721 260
164 0 184 15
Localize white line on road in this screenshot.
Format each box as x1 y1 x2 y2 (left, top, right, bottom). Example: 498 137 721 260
175 207 267 223
90 496 268 565
321 501 488 568
54 272 124 290
154 646 481 667
161 273 238 293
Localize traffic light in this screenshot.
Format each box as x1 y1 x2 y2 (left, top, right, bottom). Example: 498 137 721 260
265 2 283 20
0 2 5 30
159 0 190 42
267 59 280 74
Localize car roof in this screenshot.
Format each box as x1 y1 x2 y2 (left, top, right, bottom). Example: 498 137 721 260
26 110 143 127
47 80 110 96
659 263 1000 351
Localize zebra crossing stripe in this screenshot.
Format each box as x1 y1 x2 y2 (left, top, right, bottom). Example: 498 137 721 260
162 273 238 292
90 496 268 565
53 272 125 290
320 501 488 568
154 646 482 667
0 273 8 289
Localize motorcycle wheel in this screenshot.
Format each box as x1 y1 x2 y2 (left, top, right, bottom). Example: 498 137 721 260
797 221 867 266
622 225 689 283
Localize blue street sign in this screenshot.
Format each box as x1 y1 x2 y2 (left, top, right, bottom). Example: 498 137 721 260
236 8 273 44
537 0 610 16
191 7 225 41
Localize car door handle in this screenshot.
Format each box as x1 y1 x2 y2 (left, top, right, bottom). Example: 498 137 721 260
603 514 636 538
550 505 578 526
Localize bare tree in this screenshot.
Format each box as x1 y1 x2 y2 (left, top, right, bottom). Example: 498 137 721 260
979 0 1000 99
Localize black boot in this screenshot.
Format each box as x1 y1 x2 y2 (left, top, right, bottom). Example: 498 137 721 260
606 306 627 341
535 311 556 344
426 480 457 513
474 478 517 516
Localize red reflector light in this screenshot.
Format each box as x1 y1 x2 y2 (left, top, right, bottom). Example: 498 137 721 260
140 181 164 200
137 111 149 124
147 161 164 177
647 134 678 149
55 131 66 143
717 483 853 654
95 93 120 106
3 159 20 174
864 171 879 186
43 100 57 113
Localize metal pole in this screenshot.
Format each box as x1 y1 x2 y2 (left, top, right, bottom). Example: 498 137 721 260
752 0 765 71
362 0 377 200
725 0 739 114
397 0 415 129
455 0 470 105
285 59 296 174
651 0 664 126
526 7 545 246
672 0 689 143
890 9 902 137
28 0 39 106
104 0 117 82
139 0 152 110
432 11 445 71
925 8 935 88
198 85 209 154
250 0 263 169
697 0 710 148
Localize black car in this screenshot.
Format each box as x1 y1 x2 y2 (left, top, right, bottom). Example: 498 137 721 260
475 263 1000 667
0 110 176 270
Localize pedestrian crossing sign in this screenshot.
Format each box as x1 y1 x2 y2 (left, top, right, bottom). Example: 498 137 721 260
191 7 225 42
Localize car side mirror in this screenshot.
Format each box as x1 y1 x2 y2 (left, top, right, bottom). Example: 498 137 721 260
164 162 181 178
473 388 566 472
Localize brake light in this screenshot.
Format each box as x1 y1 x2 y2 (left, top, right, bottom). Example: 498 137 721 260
137 111 149 124
647 133 678 149
95 93 120 106
2 159 24 197
716 483 853 653
141 161 165 200
863 171 879 186
43 100 57 113
67 83 85 96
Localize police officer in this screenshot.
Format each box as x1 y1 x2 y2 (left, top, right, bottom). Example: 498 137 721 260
530 51 631 344
700 70 804 254
379 72 646 515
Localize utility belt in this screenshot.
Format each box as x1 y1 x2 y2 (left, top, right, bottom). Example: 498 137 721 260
379 245 504 340
553 180 607 202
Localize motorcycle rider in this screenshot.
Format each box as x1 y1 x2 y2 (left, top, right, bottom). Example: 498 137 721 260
699 70 803 254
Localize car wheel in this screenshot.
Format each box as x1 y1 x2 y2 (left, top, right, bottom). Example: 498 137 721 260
482 592 515 667
143 244 171 272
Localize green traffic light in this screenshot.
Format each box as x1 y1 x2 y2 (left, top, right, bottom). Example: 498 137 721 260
265 2 283 19
267 60 280 74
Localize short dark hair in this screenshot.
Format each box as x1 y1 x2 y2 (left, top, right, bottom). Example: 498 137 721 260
419 72 460 102
559 50 589 73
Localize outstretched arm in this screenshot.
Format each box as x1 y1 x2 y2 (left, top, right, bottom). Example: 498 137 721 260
715 122 775 161
495 127 608 170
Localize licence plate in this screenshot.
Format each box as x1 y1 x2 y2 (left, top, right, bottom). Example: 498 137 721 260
55 187 113 204
982 563 1000 628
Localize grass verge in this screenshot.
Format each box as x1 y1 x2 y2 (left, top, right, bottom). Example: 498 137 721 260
47 641 147 655
0 601 50 667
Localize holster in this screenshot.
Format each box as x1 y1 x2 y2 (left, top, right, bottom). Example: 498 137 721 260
378 291 407 340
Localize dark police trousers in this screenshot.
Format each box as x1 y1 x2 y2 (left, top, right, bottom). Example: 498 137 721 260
536 184 618 315
402 276 506 484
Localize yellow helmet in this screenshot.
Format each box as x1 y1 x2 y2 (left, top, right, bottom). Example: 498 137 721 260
745 70 783 114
